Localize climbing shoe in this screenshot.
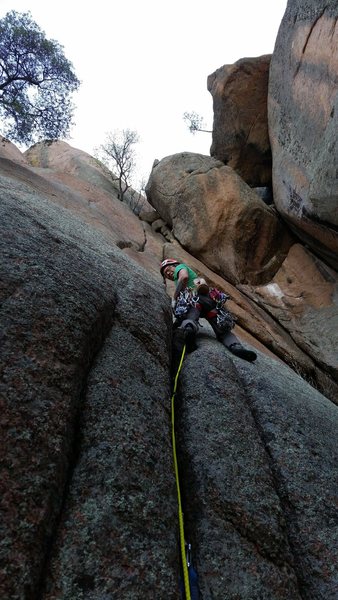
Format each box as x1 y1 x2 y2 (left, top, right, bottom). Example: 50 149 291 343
228 343 257 362
182 324 198 353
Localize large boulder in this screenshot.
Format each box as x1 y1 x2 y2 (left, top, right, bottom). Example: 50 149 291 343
208 55 272 187
146 152 293 285
0 135 28 164
24 140 114 194
268 0 338 269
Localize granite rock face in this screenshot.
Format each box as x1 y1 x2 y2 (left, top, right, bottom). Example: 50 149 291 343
268 0 338 269
0 170 177 599
2 6 338 591
208 54 272 187
146 152 293 285
242 244 338 381
1 134 338 599
178 333 338 599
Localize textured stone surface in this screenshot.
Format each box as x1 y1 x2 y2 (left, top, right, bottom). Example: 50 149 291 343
269 0 338 269
0 179 177 599
178 334 338 599
208 54 272 187
236 353 338 600
0 135 28 163
24 140 114 194
1 142 164 280
242 244 338 381
146 152 293 285
42 323 178 599
1 130 338 599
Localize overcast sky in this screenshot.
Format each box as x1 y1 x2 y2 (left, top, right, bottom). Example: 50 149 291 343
0 0 287 186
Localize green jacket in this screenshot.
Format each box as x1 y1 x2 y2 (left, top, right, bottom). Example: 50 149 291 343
174 263 198 289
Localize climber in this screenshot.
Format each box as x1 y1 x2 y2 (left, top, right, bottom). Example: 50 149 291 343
160 258 197 302
160 259 257 365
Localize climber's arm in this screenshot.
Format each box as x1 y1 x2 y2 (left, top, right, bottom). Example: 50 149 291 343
174 268 189 300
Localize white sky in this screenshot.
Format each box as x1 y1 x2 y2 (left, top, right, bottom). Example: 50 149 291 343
0 0 287 186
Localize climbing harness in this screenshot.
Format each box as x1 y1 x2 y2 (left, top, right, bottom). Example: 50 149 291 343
171 344 200 600
173 288 197 318
208 288 236 328
173 287 236 333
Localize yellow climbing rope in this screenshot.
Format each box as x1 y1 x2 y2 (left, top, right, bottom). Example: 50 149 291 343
171 344 191 600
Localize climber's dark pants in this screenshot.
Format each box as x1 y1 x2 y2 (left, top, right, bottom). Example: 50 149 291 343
171 301 238 377
177 302 238 345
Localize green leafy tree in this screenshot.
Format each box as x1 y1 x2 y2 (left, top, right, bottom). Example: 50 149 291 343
0 10 80 145
183 111 211 135
98 129 140 202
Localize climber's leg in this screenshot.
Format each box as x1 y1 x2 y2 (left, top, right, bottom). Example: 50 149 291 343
209 317 257 363
221 331 257 362
171 309 200 377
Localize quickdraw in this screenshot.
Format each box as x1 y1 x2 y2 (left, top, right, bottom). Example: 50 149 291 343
174 288 197 317
174 287 236 332
216 307 236 330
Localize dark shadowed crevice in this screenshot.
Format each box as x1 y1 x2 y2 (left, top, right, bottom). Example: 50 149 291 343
139 221 147 252
301 9 326 56
116 221 147 252
116 240 134 249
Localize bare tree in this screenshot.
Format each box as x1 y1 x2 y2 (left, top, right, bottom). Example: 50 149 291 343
98 129 139 202
183 111 212 135
128 177 147 215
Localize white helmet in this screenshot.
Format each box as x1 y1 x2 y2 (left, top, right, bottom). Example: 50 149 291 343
160 258 179 276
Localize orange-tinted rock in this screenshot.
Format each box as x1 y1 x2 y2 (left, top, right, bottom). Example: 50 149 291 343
23 140 163 278
269 3 338 269
146 152 293 285
208 55 272 187
0 135 28 163
243 244 338 380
